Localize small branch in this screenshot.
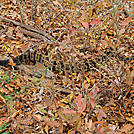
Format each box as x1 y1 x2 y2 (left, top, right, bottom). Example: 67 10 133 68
0 21 11 35
90 0 123 30
0 15 53 41
17 0 24 23
55 30 66 43
91 66 120 89
88 0 98 5
31 0 34 20
121 88 129 113
21 40 54 55
55 83 74 94
20 28 45 40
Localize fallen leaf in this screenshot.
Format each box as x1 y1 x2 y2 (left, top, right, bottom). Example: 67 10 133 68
126 117 134 124
61 93 74 103
12 111 19 118
47 121 61 127
90 98 96 109
101 40 108 46
78 101 86 113
75 94 82 102
90 19 101 25
120 17 132 26
101 31 107 39
44 125 49 134
32 114 42 122
68 130 75 134
119 28 125 35
120 123 134 132
81 21 89 29
86 119 92 130
97 109 107 118
88 31 93 38
63 109 76 114
0 95 6 103
8 57 16 66
82 11 88 19
123 0 126 3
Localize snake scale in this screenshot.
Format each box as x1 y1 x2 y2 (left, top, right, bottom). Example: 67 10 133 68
0 46 133 75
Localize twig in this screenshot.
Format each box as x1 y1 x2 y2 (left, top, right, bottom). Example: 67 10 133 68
31 0 34 20
55 30 66 43
20 40 54 55
121 88 129 113
90 0 123 30
91 66 120 89
91 62 129 113
55 83 74 94
88 0 98 5
20 28 45 40
0 15 53 40
17 0 24 23
0 21 11 35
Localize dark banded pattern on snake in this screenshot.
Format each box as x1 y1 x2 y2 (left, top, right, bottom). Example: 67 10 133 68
0 47 133 75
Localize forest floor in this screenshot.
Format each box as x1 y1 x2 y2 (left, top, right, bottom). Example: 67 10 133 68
0 0 133 133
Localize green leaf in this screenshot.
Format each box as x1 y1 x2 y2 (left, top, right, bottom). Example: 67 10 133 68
2 132 10 134
50 116 56 121
59 71 63 75
45 9 49 12
41 109 47 114
58 23 62 27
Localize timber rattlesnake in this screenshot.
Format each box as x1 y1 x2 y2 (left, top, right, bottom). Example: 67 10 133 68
0 46 133 75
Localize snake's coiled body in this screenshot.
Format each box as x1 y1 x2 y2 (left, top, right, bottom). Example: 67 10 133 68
0 47 133 75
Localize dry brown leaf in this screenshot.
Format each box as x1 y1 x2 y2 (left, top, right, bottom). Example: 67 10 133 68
120 123 134 132
120 17 132 26
126 117 134 124
44 125 49 134
61 93 74 103
81 21 89 29
101 31 107 39
86 119 92 130
0 95 6 103
8 57 16 66
119 28 125 35
12 110 19 118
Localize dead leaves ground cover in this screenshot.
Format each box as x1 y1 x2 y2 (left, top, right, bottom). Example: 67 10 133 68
0 0 134 133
